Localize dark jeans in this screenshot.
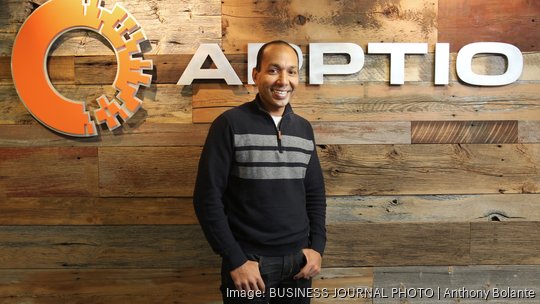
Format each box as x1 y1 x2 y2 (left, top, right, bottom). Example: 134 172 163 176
221 249 312 304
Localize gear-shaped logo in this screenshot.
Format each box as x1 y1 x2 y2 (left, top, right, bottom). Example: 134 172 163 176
11 0 153 137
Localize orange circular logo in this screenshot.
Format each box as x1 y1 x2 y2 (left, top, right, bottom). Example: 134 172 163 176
11 0 153 137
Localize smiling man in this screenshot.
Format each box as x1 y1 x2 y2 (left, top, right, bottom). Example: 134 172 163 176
194 40 327 304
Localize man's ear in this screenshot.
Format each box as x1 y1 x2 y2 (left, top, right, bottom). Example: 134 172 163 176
252 68 258 84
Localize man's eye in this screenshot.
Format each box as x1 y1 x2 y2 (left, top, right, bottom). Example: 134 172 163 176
289 70 298 75
268 69 278 74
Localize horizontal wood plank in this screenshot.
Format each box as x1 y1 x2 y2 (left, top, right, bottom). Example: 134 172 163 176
373 265 540 303
98 147 200 197
471 222 540 265
320 144 540 195
438 0 540 52
222 0 437 53
327 194 540 223
519 120 540 143
192 82 540 123
0 197 197 225
325 222 471 267
0 147 98 197
411 121 518 144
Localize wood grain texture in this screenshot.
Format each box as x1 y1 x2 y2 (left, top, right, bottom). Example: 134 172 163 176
471 222 540 265
438 0 540 52
222 0 437 53
519 121 540 143
325 223 471 267
0 0 222 56
192 82 540 123
373 265 540 303
0 225 219 269
0 267 372 304
0 147 98 197
327 194 540 223
411 121 518 144
0 84 192 125
0 197 197 225
98 147 200 197
320 144 540 195
0 124 209 147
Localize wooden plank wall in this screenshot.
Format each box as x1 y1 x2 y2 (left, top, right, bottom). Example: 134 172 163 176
1 0 540 302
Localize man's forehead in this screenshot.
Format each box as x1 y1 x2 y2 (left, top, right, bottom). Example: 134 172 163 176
262 45 299 65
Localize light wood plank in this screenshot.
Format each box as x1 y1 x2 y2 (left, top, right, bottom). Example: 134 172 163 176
327 194 540 223
320 144 540 195
0 147 98 197
519 121 540 143
373 265 540 303
222 0 437 53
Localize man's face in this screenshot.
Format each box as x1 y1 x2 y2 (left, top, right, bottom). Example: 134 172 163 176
252 44 299 116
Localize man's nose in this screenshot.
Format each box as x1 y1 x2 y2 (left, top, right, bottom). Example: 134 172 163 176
276 71 288 84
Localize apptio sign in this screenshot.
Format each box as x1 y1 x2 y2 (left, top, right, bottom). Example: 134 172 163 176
12 0 525 138
177 42 523 86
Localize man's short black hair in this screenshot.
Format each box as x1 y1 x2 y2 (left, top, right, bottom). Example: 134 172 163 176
255 40 299 72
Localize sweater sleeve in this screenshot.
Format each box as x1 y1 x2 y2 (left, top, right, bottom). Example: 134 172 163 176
304 125 327 256
193 114 247 270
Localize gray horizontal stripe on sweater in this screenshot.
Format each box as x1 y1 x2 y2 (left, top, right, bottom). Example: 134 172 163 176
234 134 314 151
235 150 311 164
233 166 307 179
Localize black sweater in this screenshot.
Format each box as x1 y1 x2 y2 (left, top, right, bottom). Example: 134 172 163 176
193 95 326 271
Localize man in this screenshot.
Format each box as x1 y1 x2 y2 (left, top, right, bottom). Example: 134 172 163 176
194 40 326 303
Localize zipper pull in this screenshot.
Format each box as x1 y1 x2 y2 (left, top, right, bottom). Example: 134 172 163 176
278 130 282 140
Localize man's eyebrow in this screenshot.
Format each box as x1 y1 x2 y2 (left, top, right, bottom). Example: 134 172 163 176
267 63 298 69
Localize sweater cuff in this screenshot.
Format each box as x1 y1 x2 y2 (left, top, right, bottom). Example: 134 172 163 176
310 236 326 257
224 244 248 271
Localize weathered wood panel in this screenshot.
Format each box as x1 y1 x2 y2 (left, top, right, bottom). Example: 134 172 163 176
438 0 540 52
326 194 540 223
0 147 98 197
0 84 192 125
98 147 200 197
0 268 222 304
0 197 197 225
192 82 540 123
0 0 222 56
0 123 209 147
2 194 540 226
325 223 471 267
0 225 219 269
411 121 518 144
0 267 372 304
519 121 540 143
222 0 437 53
320 144 540 196
471 222 540 265
373 265 540 303
95 144 540 197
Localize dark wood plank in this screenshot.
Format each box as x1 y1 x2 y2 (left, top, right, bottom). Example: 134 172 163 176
0 197 197 225
411 121 518 144
320 144 540 195
98 147 200 197
0 225 219 269
325 223 471 267
438 0 540 52
471 222 540 264
0 147 98 197
0 124 209 147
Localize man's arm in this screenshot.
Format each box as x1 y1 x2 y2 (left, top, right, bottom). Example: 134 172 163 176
295 127 326 280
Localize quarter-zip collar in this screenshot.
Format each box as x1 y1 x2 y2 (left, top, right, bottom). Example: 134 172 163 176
252 94 293 153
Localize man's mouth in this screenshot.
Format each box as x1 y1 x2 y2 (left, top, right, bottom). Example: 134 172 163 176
271 89 291 99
